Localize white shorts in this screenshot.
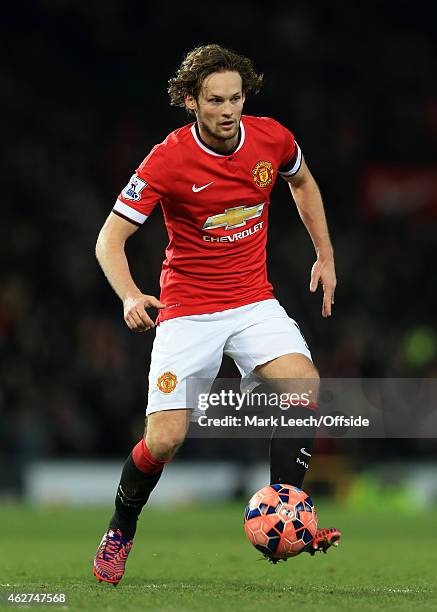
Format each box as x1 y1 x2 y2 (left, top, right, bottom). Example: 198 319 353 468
147 298 312 415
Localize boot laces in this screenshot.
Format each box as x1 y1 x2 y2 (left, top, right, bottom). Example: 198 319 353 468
103 530 124 561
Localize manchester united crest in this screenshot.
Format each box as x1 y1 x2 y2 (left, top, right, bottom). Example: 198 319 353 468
157 371 178 394
252 160 274 188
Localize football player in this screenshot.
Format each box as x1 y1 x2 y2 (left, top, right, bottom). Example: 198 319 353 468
93 44 340 585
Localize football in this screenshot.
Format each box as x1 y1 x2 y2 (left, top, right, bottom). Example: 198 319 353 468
244 484 318 562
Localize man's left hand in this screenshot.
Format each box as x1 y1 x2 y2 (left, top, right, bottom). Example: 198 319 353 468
310 257 336 317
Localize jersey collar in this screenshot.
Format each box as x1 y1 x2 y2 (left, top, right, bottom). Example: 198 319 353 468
191 120 245 157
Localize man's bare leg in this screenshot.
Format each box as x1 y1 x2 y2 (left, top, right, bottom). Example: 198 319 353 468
94 409 190 585
110 409 191 537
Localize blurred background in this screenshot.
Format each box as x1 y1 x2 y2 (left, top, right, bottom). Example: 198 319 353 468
1 0 436 508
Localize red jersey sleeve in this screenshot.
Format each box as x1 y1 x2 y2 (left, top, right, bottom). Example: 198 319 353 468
271 120 303 178
112 145 165 226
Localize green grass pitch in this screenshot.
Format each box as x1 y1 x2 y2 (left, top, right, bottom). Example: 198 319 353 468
1 502 436 611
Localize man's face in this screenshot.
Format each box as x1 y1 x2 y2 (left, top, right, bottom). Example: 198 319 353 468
186 71 245 145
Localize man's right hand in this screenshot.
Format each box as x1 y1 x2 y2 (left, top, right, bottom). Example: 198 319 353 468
123 294 166 332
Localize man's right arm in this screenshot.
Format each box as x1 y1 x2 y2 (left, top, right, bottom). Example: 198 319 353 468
95 212 165 331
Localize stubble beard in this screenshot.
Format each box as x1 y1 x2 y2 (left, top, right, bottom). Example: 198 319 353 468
200 117 240 144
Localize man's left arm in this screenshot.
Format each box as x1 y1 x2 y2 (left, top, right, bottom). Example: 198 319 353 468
285 157 336 318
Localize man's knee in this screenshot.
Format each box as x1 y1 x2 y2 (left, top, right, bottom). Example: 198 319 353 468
293 357 320 397
255 353 319 397
299 358 320 381
145 410 189 461
145 432 185 461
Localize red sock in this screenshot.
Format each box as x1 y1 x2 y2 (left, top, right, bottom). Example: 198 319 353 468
132 438 170 474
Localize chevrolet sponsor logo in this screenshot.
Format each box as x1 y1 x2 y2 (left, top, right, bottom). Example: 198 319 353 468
202 203 265 231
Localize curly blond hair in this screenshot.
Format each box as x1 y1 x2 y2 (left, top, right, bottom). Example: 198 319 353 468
168 44 263 108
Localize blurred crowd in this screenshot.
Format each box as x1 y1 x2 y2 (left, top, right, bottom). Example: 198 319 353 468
1 1 436 478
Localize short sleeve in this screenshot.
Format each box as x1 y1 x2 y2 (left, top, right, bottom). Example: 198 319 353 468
276 123 303 178
112 146 164 226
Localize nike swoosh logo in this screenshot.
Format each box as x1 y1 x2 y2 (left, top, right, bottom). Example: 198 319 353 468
300 447 312 457
192 181 214 193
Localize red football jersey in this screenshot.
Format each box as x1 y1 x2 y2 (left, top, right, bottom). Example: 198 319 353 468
113 115 302 323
